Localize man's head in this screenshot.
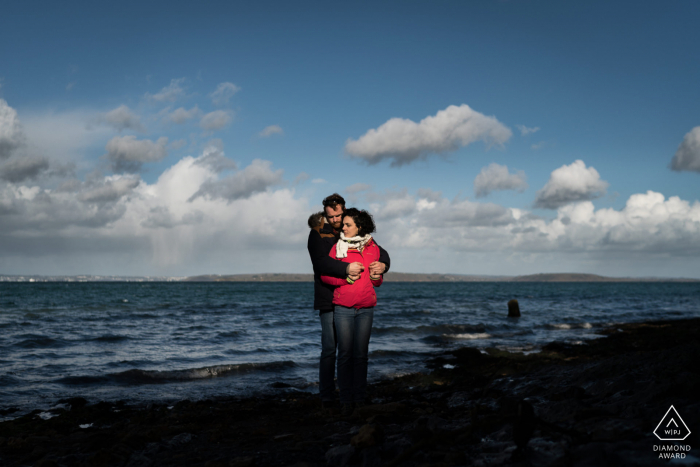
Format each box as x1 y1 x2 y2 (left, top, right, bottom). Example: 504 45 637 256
322 193 346 230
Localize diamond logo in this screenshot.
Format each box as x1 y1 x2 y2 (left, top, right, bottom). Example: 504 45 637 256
654 405 691 441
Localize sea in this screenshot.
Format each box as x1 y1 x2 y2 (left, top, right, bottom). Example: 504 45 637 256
1 281 699 420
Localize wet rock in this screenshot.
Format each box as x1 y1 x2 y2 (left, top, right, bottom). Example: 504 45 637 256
325 444 356 467
57 397 88 410
167 432 193 447
354 402 405 420
126 452 153 467
350 423 384 448
360 446 382 467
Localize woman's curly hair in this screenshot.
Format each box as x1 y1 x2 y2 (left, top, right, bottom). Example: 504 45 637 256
343 208 376 237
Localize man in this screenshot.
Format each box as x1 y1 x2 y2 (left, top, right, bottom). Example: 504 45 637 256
307 193 390 409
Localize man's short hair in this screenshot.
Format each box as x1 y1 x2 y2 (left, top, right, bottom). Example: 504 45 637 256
322 193 346 211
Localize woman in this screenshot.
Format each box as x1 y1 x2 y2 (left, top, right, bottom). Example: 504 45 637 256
321 208 383 415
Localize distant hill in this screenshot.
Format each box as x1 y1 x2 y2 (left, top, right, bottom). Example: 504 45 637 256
182 272 699 282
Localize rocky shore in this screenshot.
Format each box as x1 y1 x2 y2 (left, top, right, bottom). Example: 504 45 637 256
1 318 698 467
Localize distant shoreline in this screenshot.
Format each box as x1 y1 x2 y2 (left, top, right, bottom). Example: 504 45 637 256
2 272 698 282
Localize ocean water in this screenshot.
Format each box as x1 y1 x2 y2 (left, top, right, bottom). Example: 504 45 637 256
1 281 699 419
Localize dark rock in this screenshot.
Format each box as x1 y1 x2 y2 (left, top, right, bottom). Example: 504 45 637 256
325 444 356 467
57 397 88 409
350 423 384 448
229 456 255 467
508 299 521 317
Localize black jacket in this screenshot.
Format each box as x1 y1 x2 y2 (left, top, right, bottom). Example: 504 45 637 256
307 223 390 311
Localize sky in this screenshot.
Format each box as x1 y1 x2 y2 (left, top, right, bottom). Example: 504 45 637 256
1 0 699 278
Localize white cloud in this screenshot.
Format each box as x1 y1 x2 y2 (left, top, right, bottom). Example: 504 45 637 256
200 110 232 131
259 125 284 138
345 183 372 194
0 99 25 159
94 105 145 132
474 163 528 198
344 104 512 167
166 106 201 125
516 124 540 136
188 159 283 203
534 160 608 209
311 178 327 184
293 172 309 185
104 135 168 173
210 82 241 105
531 141 547 150
146 78 186 103
670 126 700 173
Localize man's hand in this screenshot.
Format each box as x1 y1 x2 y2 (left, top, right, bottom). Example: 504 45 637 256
369 261 386 276
346 262 364 277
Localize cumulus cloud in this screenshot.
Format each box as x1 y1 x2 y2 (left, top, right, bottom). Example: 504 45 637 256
516 125 540 136
78 176 141 204
94 105 145 132
146 78 186 103
670 126 700 173
259 125 283 138
0 99 25 159
166 106 201 125
210 82 241 105
474 163 528 198
193 140 237 173
188 159 283 203
344 104 512 167
534 160 608 209
104 135 168 173
200 110 232 131
0 155 50 183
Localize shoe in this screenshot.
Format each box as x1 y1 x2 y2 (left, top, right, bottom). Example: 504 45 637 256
341 403 354 417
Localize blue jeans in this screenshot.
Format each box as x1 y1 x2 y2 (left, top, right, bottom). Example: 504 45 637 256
319 310 337 402
334 305 374 404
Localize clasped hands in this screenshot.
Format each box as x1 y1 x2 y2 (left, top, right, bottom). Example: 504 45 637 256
346 261 386 281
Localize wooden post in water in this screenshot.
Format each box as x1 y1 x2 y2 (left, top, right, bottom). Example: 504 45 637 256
508 299 521 318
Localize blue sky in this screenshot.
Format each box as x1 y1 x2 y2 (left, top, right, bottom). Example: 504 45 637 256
1 1 699 277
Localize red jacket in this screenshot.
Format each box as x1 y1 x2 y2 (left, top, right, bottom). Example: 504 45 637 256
321 239 383 308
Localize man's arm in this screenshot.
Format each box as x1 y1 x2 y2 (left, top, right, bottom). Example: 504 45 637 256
307 230 352 278
371 243 390 275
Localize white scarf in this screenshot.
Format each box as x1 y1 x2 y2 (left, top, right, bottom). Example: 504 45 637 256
336 233 373 258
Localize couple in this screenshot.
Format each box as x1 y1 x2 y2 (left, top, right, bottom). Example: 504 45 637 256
306 193 390 415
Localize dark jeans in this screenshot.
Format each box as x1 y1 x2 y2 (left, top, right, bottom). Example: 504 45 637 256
319 310 337 402
334 305 374 404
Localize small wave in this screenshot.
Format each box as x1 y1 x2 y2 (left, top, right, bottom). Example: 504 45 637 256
374 323 487 336
14 337 69 349
91 334 131 343
544 322 594 330
217 330 244 338
108 361 297 384
443 333 492 340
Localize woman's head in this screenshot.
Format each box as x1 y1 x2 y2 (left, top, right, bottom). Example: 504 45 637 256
342 208 376 238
